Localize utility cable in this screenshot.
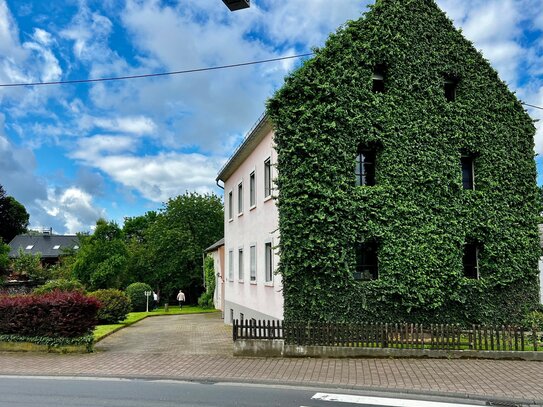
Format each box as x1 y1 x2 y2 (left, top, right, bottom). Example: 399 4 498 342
0 53 314 88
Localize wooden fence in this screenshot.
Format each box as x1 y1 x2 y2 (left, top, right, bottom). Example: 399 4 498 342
232 320 541 352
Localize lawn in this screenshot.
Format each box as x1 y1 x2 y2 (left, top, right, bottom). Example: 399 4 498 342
93 306 219 342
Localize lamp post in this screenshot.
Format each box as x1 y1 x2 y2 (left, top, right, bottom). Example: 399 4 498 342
144 291 152 312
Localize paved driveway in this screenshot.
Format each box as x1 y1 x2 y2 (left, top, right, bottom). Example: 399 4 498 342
94 312 232 356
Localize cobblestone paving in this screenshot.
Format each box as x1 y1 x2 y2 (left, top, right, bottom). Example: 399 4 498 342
0 313 542 404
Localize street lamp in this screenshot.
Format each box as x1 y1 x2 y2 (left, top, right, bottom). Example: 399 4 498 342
144 291 152 312
222 0 250 11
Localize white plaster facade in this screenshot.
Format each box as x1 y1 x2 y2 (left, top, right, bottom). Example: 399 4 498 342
217 116 283 324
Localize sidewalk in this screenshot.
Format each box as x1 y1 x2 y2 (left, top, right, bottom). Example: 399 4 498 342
0 314 541 404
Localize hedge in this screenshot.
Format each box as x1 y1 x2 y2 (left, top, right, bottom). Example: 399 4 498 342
267 0 540 325
126 282 153 312
89 289 131 324
0 292 101 337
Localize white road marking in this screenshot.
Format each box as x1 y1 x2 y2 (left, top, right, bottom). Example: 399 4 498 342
311 393 482 407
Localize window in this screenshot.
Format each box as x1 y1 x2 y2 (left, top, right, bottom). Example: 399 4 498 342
354 242 378 280
250 245 257 282
53 245 60 250
228 250 234 280
463 243 479 279
249 171 256 207
264 158 272 198
355 145 376 186
461 156 474 190
238 248 244 281
265 242 273 282
228 191 233 220
238 182 243 214
444 77 458 102
230 309 234 323
25 245 34 250
73 245 79 250
372 64 386 93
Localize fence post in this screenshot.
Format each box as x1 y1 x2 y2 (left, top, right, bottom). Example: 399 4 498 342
533 326 538 352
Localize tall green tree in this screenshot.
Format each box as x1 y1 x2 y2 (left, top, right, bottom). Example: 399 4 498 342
0 243 10 273
145 192 223 301
72 219 128 290
0 185 30 244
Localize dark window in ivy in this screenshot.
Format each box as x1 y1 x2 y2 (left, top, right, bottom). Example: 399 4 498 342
354 242 378 280
444 77 458 101
461 156 474 190
372 64 386 93
355 146 376 186
463 243 479 279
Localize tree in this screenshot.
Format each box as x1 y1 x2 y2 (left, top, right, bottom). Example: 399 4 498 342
0 185 30 244
0 243 10 273
72 219 128 290
144 193 223 302
11 248 44 280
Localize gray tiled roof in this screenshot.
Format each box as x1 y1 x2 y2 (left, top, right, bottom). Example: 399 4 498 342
204 238 224 253
8 234 80 258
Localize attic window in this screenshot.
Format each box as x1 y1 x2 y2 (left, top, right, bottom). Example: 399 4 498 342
73 245 79 250
444 77 458 102
372 64 386 93
53 245 61 250
25 245 34 250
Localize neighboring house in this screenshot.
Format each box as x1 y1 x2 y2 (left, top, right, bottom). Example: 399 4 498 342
219 0 541 325
204 238 225 314
217 115 283 324
8 230 80 267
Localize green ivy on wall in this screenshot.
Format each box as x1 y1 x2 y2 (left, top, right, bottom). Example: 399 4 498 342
267 0 541 325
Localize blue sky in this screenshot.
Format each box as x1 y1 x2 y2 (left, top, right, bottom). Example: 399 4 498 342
1 0 543 234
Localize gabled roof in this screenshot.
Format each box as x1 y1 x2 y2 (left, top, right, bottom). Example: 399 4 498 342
8 234 80 258
216 113 271 182
204 238 225 253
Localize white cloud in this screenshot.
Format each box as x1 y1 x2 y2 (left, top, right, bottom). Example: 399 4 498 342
93 116 157 135
39 187 105 234
72 134 139 157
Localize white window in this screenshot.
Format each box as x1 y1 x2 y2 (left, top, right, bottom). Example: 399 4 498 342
238 182 243 214
264 158 272 198
53 245 61 250
228 250 234 281
228 191 233 220
250 245 256 282
25 245 33 250
238 248 244 281
265 242 273 283
249 171 256 208
74 245 79 250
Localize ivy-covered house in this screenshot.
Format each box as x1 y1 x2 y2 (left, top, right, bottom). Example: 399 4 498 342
264 0 541 325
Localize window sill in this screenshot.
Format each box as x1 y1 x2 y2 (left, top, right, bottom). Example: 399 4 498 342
264 281 274 287
228 218 233 223
249 205 256 211
238 280 244 284
263 195 272 203
237 212 243 217
250 281 257 285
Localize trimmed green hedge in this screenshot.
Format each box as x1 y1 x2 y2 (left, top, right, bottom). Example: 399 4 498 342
267 0 540 325
126 282 153 312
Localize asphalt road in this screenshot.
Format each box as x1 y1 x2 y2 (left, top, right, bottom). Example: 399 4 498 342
0 377 489 407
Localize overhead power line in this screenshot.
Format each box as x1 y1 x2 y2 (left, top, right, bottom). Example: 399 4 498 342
522 102 543 111
0 53 314 88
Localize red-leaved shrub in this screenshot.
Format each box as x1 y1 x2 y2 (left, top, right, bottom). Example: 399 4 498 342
0 291 101 338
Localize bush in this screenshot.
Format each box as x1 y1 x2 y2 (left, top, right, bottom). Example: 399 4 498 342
89 289 131 324
523 309 543 331
197 292 214 309
33 279 85 295
0 292 100 337
126 282 153 312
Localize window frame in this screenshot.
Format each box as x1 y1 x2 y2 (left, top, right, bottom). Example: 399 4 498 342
228 191 233 221
249 171 256 208
264 242 273 283
238 247 244 282
228 249 234 281
237 182 243 215
355 145 377 187
264 157 272 199
250 244 257 282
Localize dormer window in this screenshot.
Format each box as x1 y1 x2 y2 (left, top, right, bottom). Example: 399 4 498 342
444 76 458 101
25 245 33 250
355 145 376 186
372 64 386 93
53 245 60 250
